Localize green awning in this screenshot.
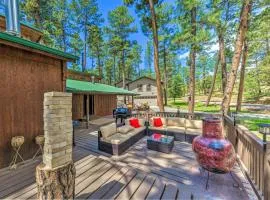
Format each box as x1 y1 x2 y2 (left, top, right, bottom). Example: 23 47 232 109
66 79 137 96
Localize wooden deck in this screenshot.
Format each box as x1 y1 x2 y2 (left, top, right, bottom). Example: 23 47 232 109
0 122 257 200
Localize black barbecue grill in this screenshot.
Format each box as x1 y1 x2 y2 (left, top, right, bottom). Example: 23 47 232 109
113 108 131 124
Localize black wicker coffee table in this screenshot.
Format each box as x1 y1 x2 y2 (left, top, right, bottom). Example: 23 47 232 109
147 133 174 153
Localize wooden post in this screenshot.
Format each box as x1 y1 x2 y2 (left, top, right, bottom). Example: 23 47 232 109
36 92 75 200
263 147 270 200
86 94 90 129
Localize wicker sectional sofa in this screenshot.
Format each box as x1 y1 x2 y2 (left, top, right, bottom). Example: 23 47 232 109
98 117 203 155
98 122 146 155
148 117 202 142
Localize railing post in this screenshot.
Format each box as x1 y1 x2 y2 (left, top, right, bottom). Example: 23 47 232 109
177 107 180 118
263 143 270 200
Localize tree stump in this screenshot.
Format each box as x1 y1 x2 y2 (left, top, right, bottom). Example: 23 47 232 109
36 162 76 200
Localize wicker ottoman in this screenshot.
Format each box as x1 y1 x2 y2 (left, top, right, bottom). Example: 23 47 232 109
147 134 174 154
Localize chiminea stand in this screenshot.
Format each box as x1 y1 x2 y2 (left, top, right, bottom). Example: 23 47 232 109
200 167 240 190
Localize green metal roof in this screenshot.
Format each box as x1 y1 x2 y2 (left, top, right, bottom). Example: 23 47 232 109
0 32 78 61
66 79 137 95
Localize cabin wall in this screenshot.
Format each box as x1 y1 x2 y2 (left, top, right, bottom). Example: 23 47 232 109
94 94 116 116
71 94 116 120
0 44 64 168
72 94 84 120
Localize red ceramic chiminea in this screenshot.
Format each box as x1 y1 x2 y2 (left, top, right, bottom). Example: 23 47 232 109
192 117 236 174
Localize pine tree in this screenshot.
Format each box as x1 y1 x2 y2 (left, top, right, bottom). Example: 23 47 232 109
70 0 103 71
124 0 165 112
174 0 210 114
221 0 252 114
106 6 137 88
144 40 153 75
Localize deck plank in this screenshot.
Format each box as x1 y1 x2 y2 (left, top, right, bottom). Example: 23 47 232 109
146 177 166 200
161 184 179 200
102 170 137 199
75 163 113 195
87 167 130 200
75 165 120 199
115 172 146 200
131 175 156 200
5 155 100 200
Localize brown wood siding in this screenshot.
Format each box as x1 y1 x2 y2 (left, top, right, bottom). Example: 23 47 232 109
0 44 64 168
72 94 84 120
94 95 116 116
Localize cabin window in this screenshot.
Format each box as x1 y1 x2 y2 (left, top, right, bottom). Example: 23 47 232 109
137 84 143 92
146 84 151 91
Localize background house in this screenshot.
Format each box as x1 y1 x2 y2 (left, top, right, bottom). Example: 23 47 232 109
115 76 163 107
67 71 136 121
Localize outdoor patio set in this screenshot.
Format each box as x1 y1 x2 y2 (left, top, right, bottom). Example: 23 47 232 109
98 114 238 189
98 116 203 155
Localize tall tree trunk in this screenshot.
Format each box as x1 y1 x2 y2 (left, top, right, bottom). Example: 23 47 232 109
188 7 196 114
148 0 164 112
236 40 248 112
122 48 127 104
97 46 102 78
33 0 42 28
255 58 262 96
206 51 220 106
266 38 270 55
221 0 252 115
113 55 116 83
203 63 206 95
82 13 87 72
163 41 168 106
122 49 126 89
218 33 227 93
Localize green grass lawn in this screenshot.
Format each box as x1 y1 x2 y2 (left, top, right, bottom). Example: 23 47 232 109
168 99 245 113
168 99 270 141
239 118 270 141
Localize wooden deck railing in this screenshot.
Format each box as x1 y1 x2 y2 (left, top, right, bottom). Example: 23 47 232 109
131 111 270 199
131 111 221 120
224 115 270 200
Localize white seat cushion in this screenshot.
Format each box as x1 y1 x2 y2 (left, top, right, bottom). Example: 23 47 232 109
167 118 185 127
101 133 130 144
117 125 134 134
186 120 202 129
186 128 202 135
100 123 117 138
168 126 186 133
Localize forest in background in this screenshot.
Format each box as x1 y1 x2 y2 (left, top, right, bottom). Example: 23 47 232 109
17 0 269 114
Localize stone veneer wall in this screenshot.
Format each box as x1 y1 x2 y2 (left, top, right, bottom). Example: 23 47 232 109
43 92 73 169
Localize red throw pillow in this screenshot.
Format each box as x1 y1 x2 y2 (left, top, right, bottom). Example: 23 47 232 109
153 118 163 127
129 118 140 128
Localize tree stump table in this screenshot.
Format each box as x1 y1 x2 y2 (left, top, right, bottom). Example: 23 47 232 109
36 162 76 199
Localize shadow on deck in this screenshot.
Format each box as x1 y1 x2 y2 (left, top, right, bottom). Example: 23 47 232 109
75 128 257 200
0 117 257 200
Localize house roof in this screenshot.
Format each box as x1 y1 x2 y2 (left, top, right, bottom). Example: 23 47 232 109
114 78 132 86
126 76 163 85
66 79 137 96
0 32 78 61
